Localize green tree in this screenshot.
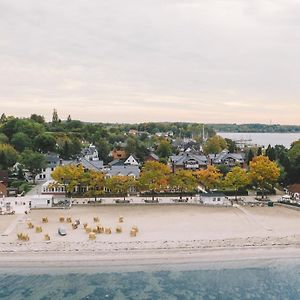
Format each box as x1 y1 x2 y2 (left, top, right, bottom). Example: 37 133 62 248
34 133 56 153
0 144 18 169
157 140 173 158
288 140 300 183
246 148 255 164
11 132 32 152
203 135 227 154
0 133 9 144
20 150 46 184
225 138 237 153
169 170 197 199
0 113 7 123
52 109 59 124
30 114 45 124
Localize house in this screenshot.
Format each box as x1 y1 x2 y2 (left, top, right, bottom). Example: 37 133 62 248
82 144 99 161
124 155 139 166
200 192 231 206
42 180 66 195
210 150 245 167
109 149 127 160
288 184 300 200
29 195 54 209
105 165 140 179
144 153 160 162
170 153 208 172
36 153 60 182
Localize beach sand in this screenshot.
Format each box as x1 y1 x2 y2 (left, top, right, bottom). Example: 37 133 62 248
0 205 299 267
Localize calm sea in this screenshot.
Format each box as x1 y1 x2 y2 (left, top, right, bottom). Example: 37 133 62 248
218 132 300 148
0 260 299 299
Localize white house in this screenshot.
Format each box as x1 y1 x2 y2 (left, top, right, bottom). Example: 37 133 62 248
29 195 54 209
35 153 60 182
200 192 231 206
82 144 99 161
124 155 139 166
41 180 66 195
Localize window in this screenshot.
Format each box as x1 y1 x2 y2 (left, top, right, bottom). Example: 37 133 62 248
47 200 50 205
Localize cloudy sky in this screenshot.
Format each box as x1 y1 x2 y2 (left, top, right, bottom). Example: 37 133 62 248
0 0 300 124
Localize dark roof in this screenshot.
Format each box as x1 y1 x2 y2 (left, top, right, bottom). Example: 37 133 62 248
108 159 124 167
288 184 300 193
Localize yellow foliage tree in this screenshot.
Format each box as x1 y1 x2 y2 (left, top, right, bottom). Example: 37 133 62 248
169 170 197 199
249 155 280 198
194 166 222 191
51 164 85 195
139 161 171 200
105 175 136 200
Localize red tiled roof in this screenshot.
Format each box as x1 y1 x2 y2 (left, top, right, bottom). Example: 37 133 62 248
288 184 300 193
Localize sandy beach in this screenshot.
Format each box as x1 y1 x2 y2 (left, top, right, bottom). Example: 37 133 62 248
0 205 300 267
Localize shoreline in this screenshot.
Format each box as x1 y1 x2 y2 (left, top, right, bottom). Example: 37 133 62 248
1 244 300 272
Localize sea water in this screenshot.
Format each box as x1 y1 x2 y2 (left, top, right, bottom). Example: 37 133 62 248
0 260 300 299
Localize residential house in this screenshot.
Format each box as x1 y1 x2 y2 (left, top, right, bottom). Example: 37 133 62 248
105 165 140 179
209 150 245 167
288 184 300 201
29 195 54 209
200 192 231 206
36 153 60 182
170 153 208 172
82 144 99 161
144 153 160 162
124 155 139 166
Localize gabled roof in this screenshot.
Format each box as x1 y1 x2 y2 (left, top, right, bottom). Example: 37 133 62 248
108 159 124 167
288 184 300 193
106 165 140 177
62 158 104 171
170 153 207 166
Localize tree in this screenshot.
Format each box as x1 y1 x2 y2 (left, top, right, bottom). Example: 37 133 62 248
266 145 276 161
156 140 173 158
225 138 237 153
169 170 197 199
11 132 32 152
105 175 135 200
0 133 9 144
84 170 105 199
246 148 255 164
30 114 45 124
20 150 46 184
0 113 7 123
257 147 263 156
52 109 59 124
95 139 111 163
249 155 280 198
223 166 250 199
194 166 222 191
0 144 18 169
51 164 85 196
67 115 72 122
34 133 56 153
139 161 171 200
288 140 300 183
203 135 227 154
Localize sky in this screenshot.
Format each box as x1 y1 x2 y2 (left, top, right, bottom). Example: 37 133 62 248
0 0 300 124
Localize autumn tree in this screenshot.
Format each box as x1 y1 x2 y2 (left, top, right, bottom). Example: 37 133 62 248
203 135 227 154
194 166 222 191
223 166 250 199
84 170 105 199
156 140 173 159
51 164 85 196
249 155 280 198
139 161 171 200
105 175 136 200
169 169 197 199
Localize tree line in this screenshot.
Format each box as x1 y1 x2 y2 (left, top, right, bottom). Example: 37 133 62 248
52 158 280 200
